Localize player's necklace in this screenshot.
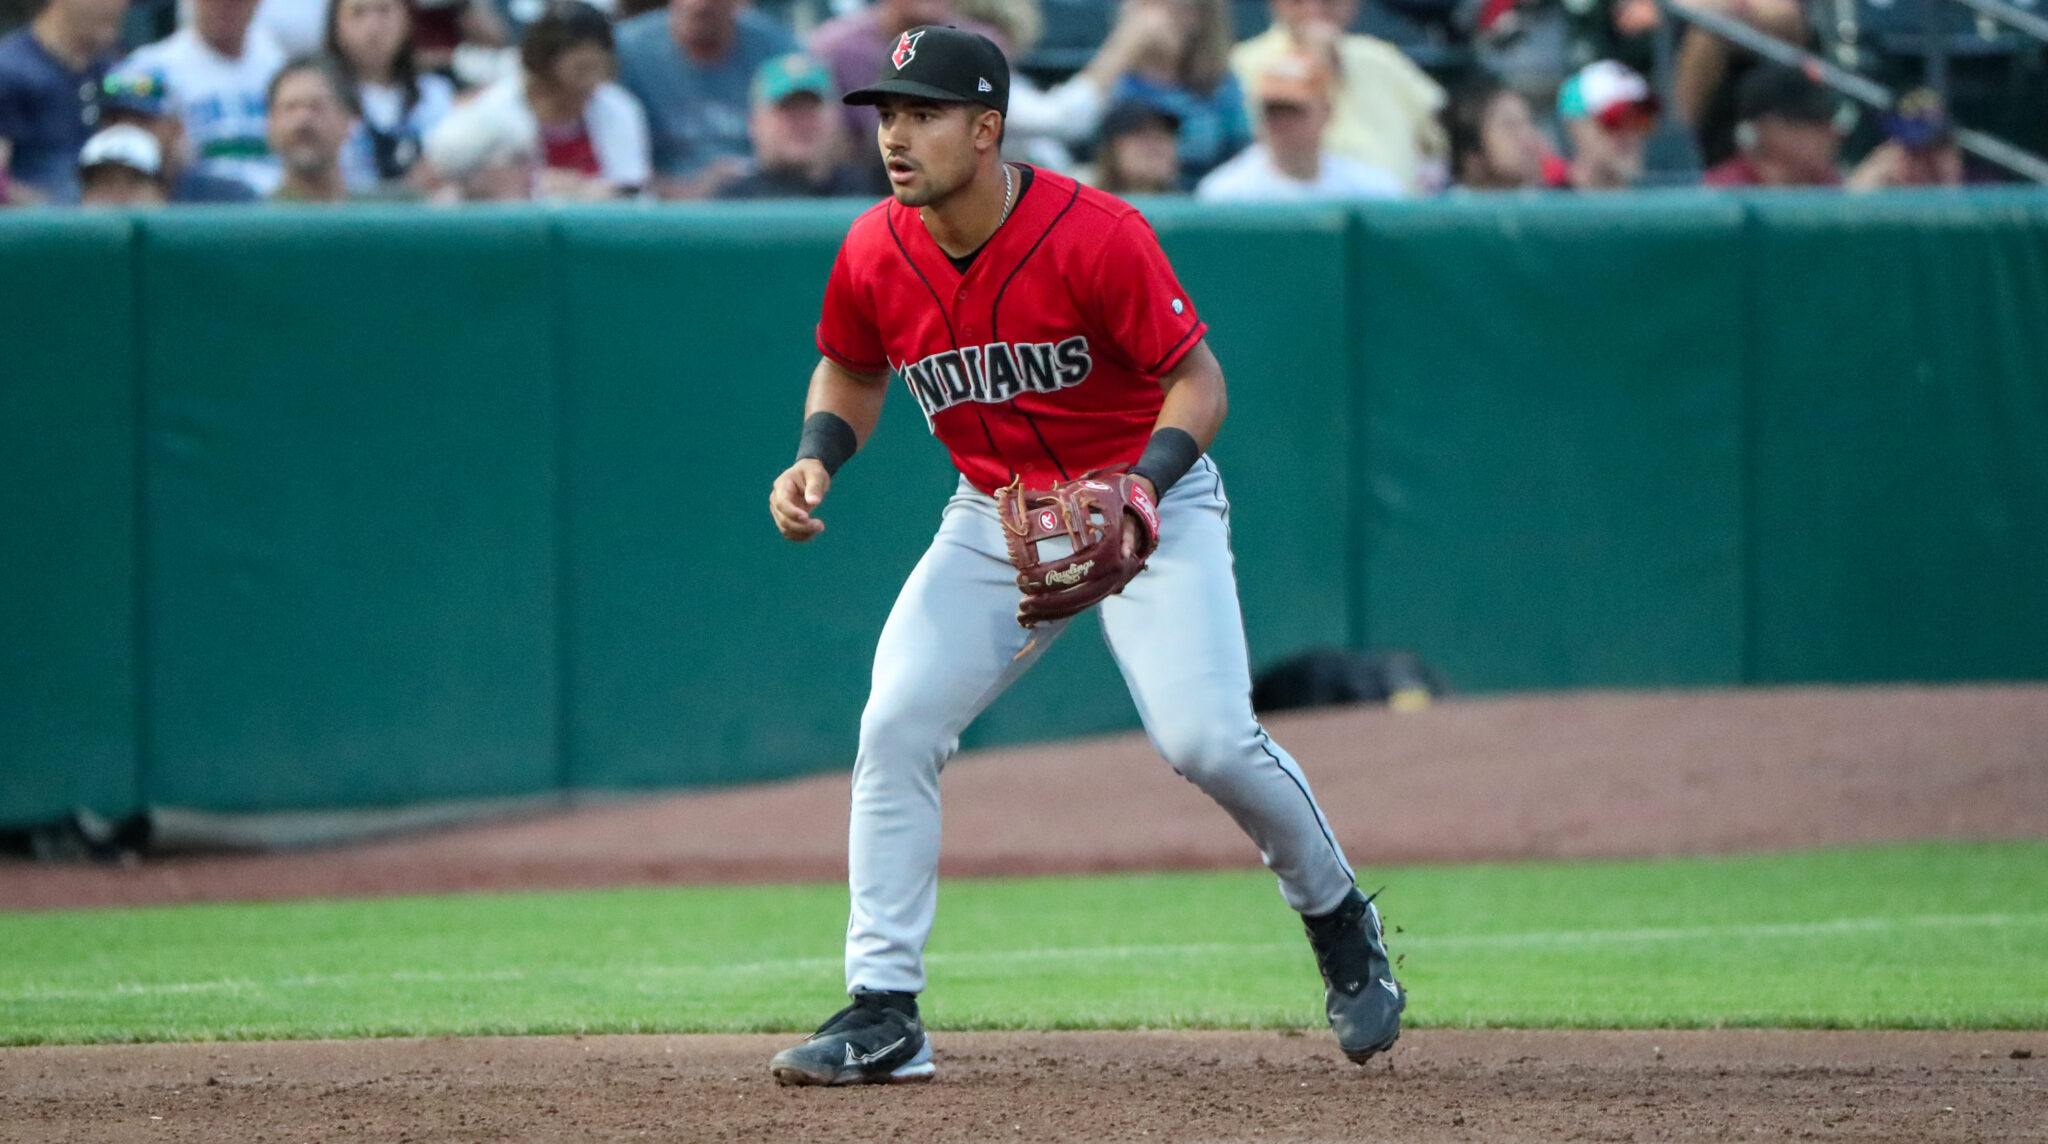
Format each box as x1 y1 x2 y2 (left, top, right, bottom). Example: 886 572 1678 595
922 163 1015 253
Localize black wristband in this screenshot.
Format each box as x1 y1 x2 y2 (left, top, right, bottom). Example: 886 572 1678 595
1129 427 1202 496
796 411 858 477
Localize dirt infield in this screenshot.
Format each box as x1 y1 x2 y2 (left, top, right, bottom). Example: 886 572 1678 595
5 684 2047 1141
4 1031 2044 1143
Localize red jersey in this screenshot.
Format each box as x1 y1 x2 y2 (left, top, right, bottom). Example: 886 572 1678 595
815 166 1208 494
541 119 601 176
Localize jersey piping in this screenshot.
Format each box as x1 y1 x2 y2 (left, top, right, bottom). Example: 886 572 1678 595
821 334 887 372
987 177 1085 481
885 196 1018 481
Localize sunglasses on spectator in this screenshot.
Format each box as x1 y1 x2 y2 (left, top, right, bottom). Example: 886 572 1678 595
1261 100 1313 118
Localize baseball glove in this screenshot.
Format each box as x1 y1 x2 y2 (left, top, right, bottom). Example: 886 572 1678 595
995 471 1160 628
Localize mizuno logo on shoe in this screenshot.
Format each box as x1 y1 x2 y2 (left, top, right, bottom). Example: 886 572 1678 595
1380 979 1401 1000
844 1037 906 1068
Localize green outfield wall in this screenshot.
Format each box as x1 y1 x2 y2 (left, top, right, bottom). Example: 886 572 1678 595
4 192 2045 825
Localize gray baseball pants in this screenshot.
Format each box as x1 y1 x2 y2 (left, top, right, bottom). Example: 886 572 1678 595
845 458 1358 995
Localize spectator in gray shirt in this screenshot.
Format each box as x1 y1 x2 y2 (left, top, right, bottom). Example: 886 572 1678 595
614 0 794 199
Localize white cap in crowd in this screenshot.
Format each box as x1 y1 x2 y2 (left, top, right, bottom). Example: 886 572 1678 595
78 124 164 177
424 96 541 181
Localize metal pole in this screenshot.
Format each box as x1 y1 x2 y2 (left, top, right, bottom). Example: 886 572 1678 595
1657 0 2048 182
1650 0 1680 110
1657 0 1895 100
1923 0 1952 104
1946 0 2048 42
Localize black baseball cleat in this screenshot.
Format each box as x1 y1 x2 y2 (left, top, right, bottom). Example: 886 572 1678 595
769 989 935 1086
1303 887 1406 1064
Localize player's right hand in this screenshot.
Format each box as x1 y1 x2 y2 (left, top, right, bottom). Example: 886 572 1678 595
769 459 832 542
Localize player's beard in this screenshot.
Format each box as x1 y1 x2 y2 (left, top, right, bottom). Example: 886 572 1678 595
886 157 967 209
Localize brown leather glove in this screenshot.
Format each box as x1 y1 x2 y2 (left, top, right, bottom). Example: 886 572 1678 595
995 471 1160 628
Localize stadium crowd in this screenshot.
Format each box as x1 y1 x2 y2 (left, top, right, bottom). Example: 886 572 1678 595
0 0 2015 207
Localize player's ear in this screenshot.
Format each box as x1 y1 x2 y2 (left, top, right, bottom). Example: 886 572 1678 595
974 108 1004 152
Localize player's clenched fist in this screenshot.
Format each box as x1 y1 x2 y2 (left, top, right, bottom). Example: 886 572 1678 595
769 459 832 541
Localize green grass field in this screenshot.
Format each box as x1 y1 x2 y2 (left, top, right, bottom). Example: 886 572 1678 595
2 841 2044 1046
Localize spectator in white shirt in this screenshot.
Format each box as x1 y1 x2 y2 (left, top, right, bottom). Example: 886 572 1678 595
1195 50 1400 202
116 0 286 193
251 0 327 55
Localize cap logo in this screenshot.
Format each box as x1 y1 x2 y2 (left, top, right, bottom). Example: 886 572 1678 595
978 76 992 93
892 29 924 70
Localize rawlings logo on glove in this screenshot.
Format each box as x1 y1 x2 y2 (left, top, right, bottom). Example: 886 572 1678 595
995 471 1159 628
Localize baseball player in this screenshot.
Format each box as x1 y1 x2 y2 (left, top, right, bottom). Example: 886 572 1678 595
763 26 1402 1086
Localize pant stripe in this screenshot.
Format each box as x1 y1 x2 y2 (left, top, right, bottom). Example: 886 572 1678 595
1258 727 1354 884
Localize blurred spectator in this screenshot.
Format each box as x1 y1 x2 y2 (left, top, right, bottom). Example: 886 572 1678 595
1231 0 1446 193
1195 50 1400 200
327 0 454 192
0 0 127 204
1846 87 1968 191
422 81 538 198
1669 0 1804 166
716 52 867 198
265 52 356 200
408 0 508 76
1554 58 1653 190
1701 62 1837 187
1442 77 1551 191
809 0 1006 145
1088 0 1248 186
1464 0 1575 107
76 120 167 202
98 66 259 199
116 0 285 194
467 0 648 198
251 0 326 54
1088 94 1180 194
1466 0 1661 110
615 0 795 198
954 0 1089 172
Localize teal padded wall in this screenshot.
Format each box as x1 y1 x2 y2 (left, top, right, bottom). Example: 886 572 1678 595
4 195 2047 825
1747 192 2048 683
138 211 560 811
0 216 140 824
1355 198 1750 690
1152 203 1356 665
556 204 958 788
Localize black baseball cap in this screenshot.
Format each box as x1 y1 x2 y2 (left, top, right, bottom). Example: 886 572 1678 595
1100 96 1182 139
843 25 1009 116
1735 63 1837 125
